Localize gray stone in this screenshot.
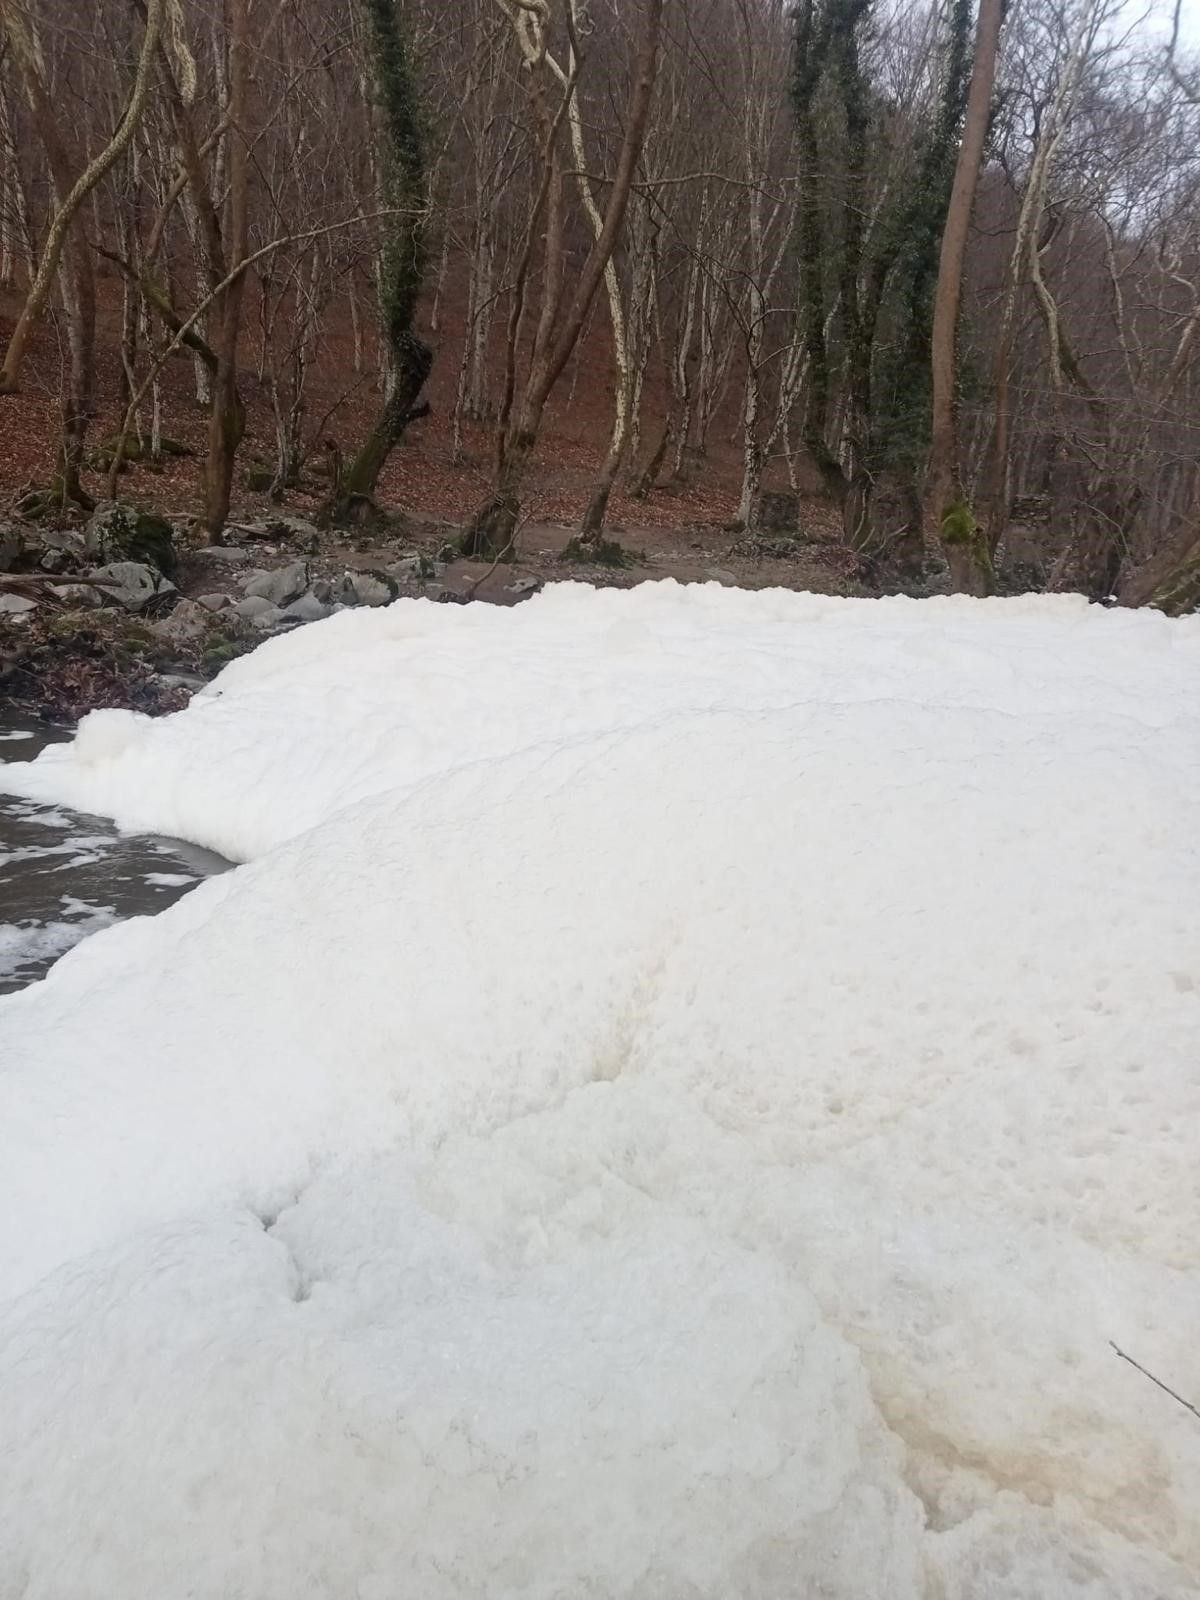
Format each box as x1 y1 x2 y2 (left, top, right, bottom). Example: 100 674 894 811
388 552 441 582
152 599 212 644
49 582 104 607
36 528 86 574
243 561 309 607
197 592 232 612
157 672 207 692
86 561 177 613
85 502 177 576
506 576 541 595
339 569 395 607
0 523 23 572
282 593 332 623
705 568 738 585
0 592 37 616
249 603 287 631
232 594 281 621
197 545 254 565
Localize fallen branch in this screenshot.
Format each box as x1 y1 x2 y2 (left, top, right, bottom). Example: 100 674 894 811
1110 1342 1199 1421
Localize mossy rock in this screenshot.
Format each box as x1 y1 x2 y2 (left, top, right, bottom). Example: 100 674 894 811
85 502 178 579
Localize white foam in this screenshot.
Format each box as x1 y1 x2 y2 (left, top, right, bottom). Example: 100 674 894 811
0 585 1196 1597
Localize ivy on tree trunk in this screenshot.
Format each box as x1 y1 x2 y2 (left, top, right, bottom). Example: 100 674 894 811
327 0 431 524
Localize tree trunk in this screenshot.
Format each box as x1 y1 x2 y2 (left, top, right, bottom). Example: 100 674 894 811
927 0 1005 587
326 0 431 523
463 0 665 561
203 0 250 537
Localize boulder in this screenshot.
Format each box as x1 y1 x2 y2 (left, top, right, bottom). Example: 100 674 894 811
197 545 254 566
48 583 105 608
282 593 332 623
388 552 442 583
197 592 232 612
151 599 212 644
0 523 22 572
338 569 396 607
35 528 87 574
85 502 178 577
85 562 177 613
0 592 37 617
242 561 309 607
232 595 287 630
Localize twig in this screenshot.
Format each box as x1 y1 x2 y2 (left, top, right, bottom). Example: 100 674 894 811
1110 1342 1200 1421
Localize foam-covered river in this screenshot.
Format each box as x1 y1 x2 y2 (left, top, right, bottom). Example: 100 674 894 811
0 718 228 995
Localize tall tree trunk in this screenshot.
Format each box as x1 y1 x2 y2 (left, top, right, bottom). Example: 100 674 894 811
326 0 431 521
463 0 665 560
927 0 1005 591
204 0 250 536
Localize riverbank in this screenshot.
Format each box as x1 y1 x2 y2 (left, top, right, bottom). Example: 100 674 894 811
1 496 865 722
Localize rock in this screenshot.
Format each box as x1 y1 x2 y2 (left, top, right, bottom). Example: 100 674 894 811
151 599 212 644
706 568 738 585
156 672 207 692
48 583 105 607
232 595 287 630
85 561 177 613
388 552 442 582
506 576 541 595
197 592 232 612
0 592 37 616
338 569 396 607
243 561 309 607
197 545 254 565
0 523 22 572
282 593 332 623
85 502 178 577
35 528 87 574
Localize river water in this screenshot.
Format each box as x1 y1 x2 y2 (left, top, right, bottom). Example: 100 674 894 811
0 717 228 996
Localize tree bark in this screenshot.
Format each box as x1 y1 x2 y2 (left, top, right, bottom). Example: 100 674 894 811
326 0 431 521
203 0 251 536
927 0 1005 590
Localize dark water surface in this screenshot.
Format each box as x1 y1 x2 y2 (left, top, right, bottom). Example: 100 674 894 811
0 716 229 995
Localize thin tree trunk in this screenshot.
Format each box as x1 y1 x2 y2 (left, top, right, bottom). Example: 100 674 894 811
927 0 1005 591
203 0 250 536
0 0 165 392
463 0 665 560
